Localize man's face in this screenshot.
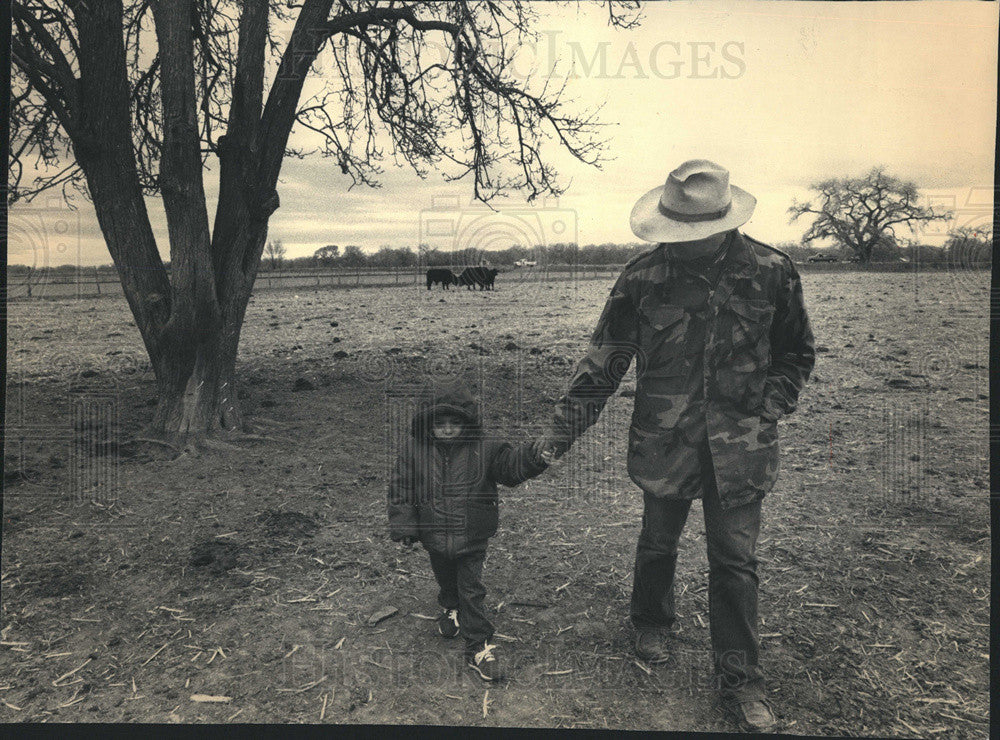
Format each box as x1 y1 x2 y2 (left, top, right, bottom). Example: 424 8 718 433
668 230 729 260
432 414 463 441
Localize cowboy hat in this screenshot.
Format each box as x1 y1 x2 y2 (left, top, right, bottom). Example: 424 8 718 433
629 159 756 243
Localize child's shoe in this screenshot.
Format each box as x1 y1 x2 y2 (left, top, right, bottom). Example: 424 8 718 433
437 608 460 638
465 641 505 681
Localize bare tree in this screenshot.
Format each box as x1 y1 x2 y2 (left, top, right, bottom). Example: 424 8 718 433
264 239 286 270
314 245 339 266
788 167 950 263
945 225 993 267
10 0 641 443
339 245 366 267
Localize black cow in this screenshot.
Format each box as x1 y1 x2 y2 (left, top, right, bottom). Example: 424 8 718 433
426 268 458 290
482 268 498 290
458 266 499 290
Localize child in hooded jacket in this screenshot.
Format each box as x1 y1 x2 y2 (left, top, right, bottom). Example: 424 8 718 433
388 382 550 681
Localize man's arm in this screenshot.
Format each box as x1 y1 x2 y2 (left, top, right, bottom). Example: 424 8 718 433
545 272 640 457
761 260 815 420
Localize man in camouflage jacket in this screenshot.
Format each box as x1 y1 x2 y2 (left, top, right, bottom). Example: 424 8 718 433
538 160 814 732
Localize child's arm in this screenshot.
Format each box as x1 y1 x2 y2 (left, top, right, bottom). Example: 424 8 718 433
387 440 419 542
488 440 549 488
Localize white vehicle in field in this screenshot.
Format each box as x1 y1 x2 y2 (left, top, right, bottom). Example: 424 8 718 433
513 259 537 267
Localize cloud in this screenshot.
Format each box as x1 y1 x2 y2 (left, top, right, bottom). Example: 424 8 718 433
6 1 996 265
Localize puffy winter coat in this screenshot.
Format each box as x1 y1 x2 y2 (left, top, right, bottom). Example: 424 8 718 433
388 384 548 557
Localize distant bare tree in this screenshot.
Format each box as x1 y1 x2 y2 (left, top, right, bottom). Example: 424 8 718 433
789 167 950 263
314 245 339 267
24 264 36 298
339 245 366 267
264 239 286 270
945 225 993 267
10 0 641 443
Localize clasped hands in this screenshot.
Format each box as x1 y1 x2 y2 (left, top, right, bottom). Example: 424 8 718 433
530 435 567 466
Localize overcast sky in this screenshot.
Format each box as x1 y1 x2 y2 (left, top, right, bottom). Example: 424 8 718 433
8 0 997 266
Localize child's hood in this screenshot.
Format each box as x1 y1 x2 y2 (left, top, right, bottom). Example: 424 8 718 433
410 382 482 439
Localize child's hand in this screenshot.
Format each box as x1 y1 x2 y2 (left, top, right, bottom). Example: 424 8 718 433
531 437 560 465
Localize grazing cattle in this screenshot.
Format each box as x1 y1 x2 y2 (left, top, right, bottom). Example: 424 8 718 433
458 267 499 290
426 268 458 290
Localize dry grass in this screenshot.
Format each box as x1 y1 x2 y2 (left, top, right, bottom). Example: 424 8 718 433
1 270 989 734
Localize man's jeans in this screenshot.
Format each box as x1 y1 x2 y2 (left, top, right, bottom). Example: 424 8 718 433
630 441 765 702
427 549 493 648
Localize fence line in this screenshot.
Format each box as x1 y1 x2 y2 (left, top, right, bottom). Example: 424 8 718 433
6 261 990 300
6 264 629 300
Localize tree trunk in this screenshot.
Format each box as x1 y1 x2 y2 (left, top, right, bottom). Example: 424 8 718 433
859 238 873 263
81 159 171 358
138 0 233 443
75 0 172 365
65 0 328 443
145 208 271 440
78 141 251 441
149 322 242 437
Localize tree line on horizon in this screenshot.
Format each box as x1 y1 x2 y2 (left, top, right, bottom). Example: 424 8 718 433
9 227 991 275
11 164 991 274
256 167 994 270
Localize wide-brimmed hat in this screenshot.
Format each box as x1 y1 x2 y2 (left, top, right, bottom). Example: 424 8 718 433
630 159 756 243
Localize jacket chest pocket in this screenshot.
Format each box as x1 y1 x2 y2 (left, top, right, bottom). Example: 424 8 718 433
712 297 774 412
637 298 692 385
725 297 774 357
639 298 689 350
639 296 688 333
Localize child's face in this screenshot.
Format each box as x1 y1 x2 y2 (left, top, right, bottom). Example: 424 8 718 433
432 414 462 441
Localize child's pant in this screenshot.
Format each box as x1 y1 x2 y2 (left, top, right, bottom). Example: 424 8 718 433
427 549 493 647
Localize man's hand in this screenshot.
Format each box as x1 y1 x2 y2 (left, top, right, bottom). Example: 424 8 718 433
401 536 417 548
760 397 783 423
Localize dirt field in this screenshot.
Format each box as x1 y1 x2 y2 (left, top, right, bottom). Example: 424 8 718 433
2 269 989 734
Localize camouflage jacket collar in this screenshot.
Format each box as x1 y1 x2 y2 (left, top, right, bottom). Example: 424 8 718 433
724 230 759 280
661 229 758 283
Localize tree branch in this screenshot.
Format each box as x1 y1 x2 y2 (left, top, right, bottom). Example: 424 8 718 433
151 0 222 340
